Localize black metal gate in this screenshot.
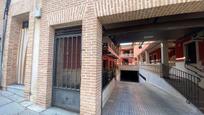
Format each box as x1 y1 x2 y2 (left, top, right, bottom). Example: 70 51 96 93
52 27 81 112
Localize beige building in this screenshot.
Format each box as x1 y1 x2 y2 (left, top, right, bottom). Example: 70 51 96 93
0 0 204 115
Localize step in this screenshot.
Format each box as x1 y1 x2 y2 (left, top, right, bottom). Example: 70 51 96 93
7 84 24 97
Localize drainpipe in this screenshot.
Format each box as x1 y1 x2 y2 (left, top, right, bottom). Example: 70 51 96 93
0 0 11 88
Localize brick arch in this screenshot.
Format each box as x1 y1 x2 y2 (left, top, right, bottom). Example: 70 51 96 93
95 0 204 24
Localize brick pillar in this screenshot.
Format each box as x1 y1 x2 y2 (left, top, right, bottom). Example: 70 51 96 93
24 12 35 99
36 1 54 106
80 2 102 115
2 17 21 87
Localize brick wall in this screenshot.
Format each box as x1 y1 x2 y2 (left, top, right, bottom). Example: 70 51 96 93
2 0 204 115
37 0 204 114
0 0 4 37
24 11 35 99
80 1 102 113
3 16 21 86
2 0 35 99
96 0 204 24
10 0 33 16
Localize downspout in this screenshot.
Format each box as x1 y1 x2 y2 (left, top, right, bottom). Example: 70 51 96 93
0 0 11 88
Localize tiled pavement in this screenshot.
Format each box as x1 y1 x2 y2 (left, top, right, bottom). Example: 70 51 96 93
1 82 203 115
102 82 204 115
0 90 78 115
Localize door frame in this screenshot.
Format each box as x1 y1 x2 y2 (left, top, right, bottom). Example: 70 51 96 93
183 40 199 65
51 26 82 112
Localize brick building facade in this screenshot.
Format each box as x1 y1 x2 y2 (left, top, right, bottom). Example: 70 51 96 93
1 0 204 115
0 0 4 38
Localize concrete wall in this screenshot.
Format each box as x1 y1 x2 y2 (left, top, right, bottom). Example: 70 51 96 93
102 79 115 107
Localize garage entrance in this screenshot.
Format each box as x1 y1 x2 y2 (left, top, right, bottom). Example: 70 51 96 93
120 70 139 82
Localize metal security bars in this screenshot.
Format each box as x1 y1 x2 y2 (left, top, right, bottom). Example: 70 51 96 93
53 35 81 90
52 27 81 112
163 65 201 107
102 69 115 90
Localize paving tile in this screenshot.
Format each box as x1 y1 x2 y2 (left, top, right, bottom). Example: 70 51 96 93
20 101 33 107
41 107 79 115
16 109 40 115
0 102 25 115
0 96 12 106
7 94 26 103
0 90 14 97
102 82 203 115
27 104 46 113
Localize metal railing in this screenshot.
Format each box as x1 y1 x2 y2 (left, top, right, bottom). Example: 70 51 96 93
163 65 201 107
120 53 134 58
102 70 115 90
103 42 119 55
185 63 204 78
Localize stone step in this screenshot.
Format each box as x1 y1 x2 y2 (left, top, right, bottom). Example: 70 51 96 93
6 85 24 97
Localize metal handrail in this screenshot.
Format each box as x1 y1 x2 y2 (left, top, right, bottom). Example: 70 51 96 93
166 65 201 82
140 64 202 108
103 42 119 55
185 64 204 78
164 64 201 107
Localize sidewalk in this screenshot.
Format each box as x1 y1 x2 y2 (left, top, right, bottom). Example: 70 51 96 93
0 90 78 115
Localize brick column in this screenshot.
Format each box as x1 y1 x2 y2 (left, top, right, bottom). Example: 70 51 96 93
24 12 35 99
36 0 54 106
80 2 102 115
2 17 21 87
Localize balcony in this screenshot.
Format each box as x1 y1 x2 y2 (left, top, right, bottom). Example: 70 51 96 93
103 42 120 59
120 53 134 58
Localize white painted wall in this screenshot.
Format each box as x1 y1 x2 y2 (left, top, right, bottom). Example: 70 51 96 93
116 68 120 81
102 79 115 107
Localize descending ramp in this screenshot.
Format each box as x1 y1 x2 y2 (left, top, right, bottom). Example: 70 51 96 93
102 82 202 115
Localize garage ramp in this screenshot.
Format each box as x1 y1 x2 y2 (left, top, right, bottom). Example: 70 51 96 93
102 82 202 115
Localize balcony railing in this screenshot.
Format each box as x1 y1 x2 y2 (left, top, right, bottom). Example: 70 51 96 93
102 70 115 90
120 53 134 58
103 42 119 56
